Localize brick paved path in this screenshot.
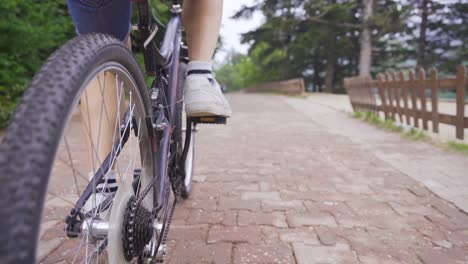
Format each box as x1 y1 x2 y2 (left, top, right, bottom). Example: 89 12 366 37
40 93 468 263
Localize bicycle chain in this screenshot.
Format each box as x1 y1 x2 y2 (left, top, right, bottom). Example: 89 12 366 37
122 72 180 262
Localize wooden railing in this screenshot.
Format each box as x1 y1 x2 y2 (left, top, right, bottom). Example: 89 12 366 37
344 65 467 139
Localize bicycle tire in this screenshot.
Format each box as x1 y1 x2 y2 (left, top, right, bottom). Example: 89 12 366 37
171 62 195 199
0 33 155 263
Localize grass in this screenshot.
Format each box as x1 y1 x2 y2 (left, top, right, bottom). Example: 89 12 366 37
402 128 429 141
445 140 468 154
352 110 468 156
353 111 404 133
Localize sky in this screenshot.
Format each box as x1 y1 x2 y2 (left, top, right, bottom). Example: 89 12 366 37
214 0 264 64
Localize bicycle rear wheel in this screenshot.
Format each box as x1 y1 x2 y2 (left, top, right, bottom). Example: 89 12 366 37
0 34 158 263
171 62 195 199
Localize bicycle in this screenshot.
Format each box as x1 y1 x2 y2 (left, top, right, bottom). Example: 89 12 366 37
0 0 225 263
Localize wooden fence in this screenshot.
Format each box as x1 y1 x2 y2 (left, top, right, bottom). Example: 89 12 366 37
344 65 467 139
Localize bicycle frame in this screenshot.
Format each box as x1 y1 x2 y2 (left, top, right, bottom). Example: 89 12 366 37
65 1 187 250
136 0 190 206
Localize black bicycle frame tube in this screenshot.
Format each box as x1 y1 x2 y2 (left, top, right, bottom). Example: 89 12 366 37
157 17 181 67
156 15 182 208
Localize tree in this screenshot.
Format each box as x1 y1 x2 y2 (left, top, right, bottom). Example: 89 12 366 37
0 0 75 127
359 0 373 76
231 0 406 92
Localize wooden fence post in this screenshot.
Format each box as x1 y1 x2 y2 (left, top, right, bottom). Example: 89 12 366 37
418 68 428 130
344 78 354 111
377 74 388 119
391 70 402 123
357 78 364 111
385 72 395 120
371 78 377 112
409 70 419 128
429 68 439 133
455 65 467 140
399 71 410 125
365 76 375 113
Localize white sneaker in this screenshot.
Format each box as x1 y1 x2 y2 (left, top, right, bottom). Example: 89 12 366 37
83 171 118 220
184 61 232 117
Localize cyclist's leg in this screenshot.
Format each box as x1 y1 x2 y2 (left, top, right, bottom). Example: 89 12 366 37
182 0 222 61
67 0 131 172
80 73 126 170
182 0 232 117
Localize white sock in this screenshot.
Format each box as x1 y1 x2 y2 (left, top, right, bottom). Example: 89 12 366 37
187 61 213 78
88 170 117 193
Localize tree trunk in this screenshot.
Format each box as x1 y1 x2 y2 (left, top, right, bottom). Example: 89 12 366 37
313 55 321 92
359 0 373 76
324 59 335 93
417 0 429 69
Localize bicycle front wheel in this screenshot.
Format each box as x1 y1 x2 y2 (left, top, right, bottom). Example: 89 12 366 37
0 34 158 263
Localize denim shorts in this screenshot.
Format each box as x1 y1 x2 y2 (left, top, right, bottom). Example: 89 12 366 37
67 0 132 42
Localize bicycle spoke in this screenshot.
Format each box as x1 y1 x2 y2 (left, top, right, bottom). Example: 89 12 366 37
64 136 82 196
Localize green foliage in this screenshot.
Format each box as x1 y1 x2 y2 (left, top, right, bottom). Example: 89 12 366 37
0 0 75 128
352 111 363 119
227 0 466 92
364 111 383 126
402 128 429 141
354 111 430 141
231 0 407 92
215 43 285 91
215 54 260 91
354 111 405 132
445 141 468 154
382 119 404 132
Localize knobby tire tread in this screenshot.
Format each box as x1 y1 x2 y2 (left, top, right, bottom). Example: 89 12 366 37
0 33 151 264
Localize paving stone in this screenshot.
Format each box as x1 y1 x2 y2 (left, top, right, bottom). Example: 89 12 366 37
260 226 281 243
218 197 260 211
304 200 354 218
168 225 208 241
40 94 468 263
233 243 295 264
172 207 190 225
170 241 232 264
181 199 218 211
316 226 337 246
39 220 59 239
207 226 262 244
334 183 374 194
432 239 452 249
292 242 357 264
388 201 442 217
259 182 273 191
357 254 401 264
37 238 62 262
417 248 468 264
222 210 238 226
447 229 468 247
261 200 306 212
343 227 431 262
279 228 320 245
189 183 221 200
45 197 74 208
241 191 281 201
233 183 260 191
347 199 398 217
287 212 337 228
238 211 287 228
186 209 224 225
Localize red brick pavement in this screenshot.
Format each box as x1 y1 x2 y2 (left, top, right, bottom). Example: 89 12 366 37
39 94 468 263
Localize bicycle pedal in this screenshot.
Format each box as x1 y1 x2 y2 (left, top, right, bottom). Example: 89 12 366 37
189 116 227 125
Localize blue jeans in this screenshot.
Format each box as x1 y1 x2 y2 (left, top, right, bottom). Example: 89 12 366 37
67 0 132 42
